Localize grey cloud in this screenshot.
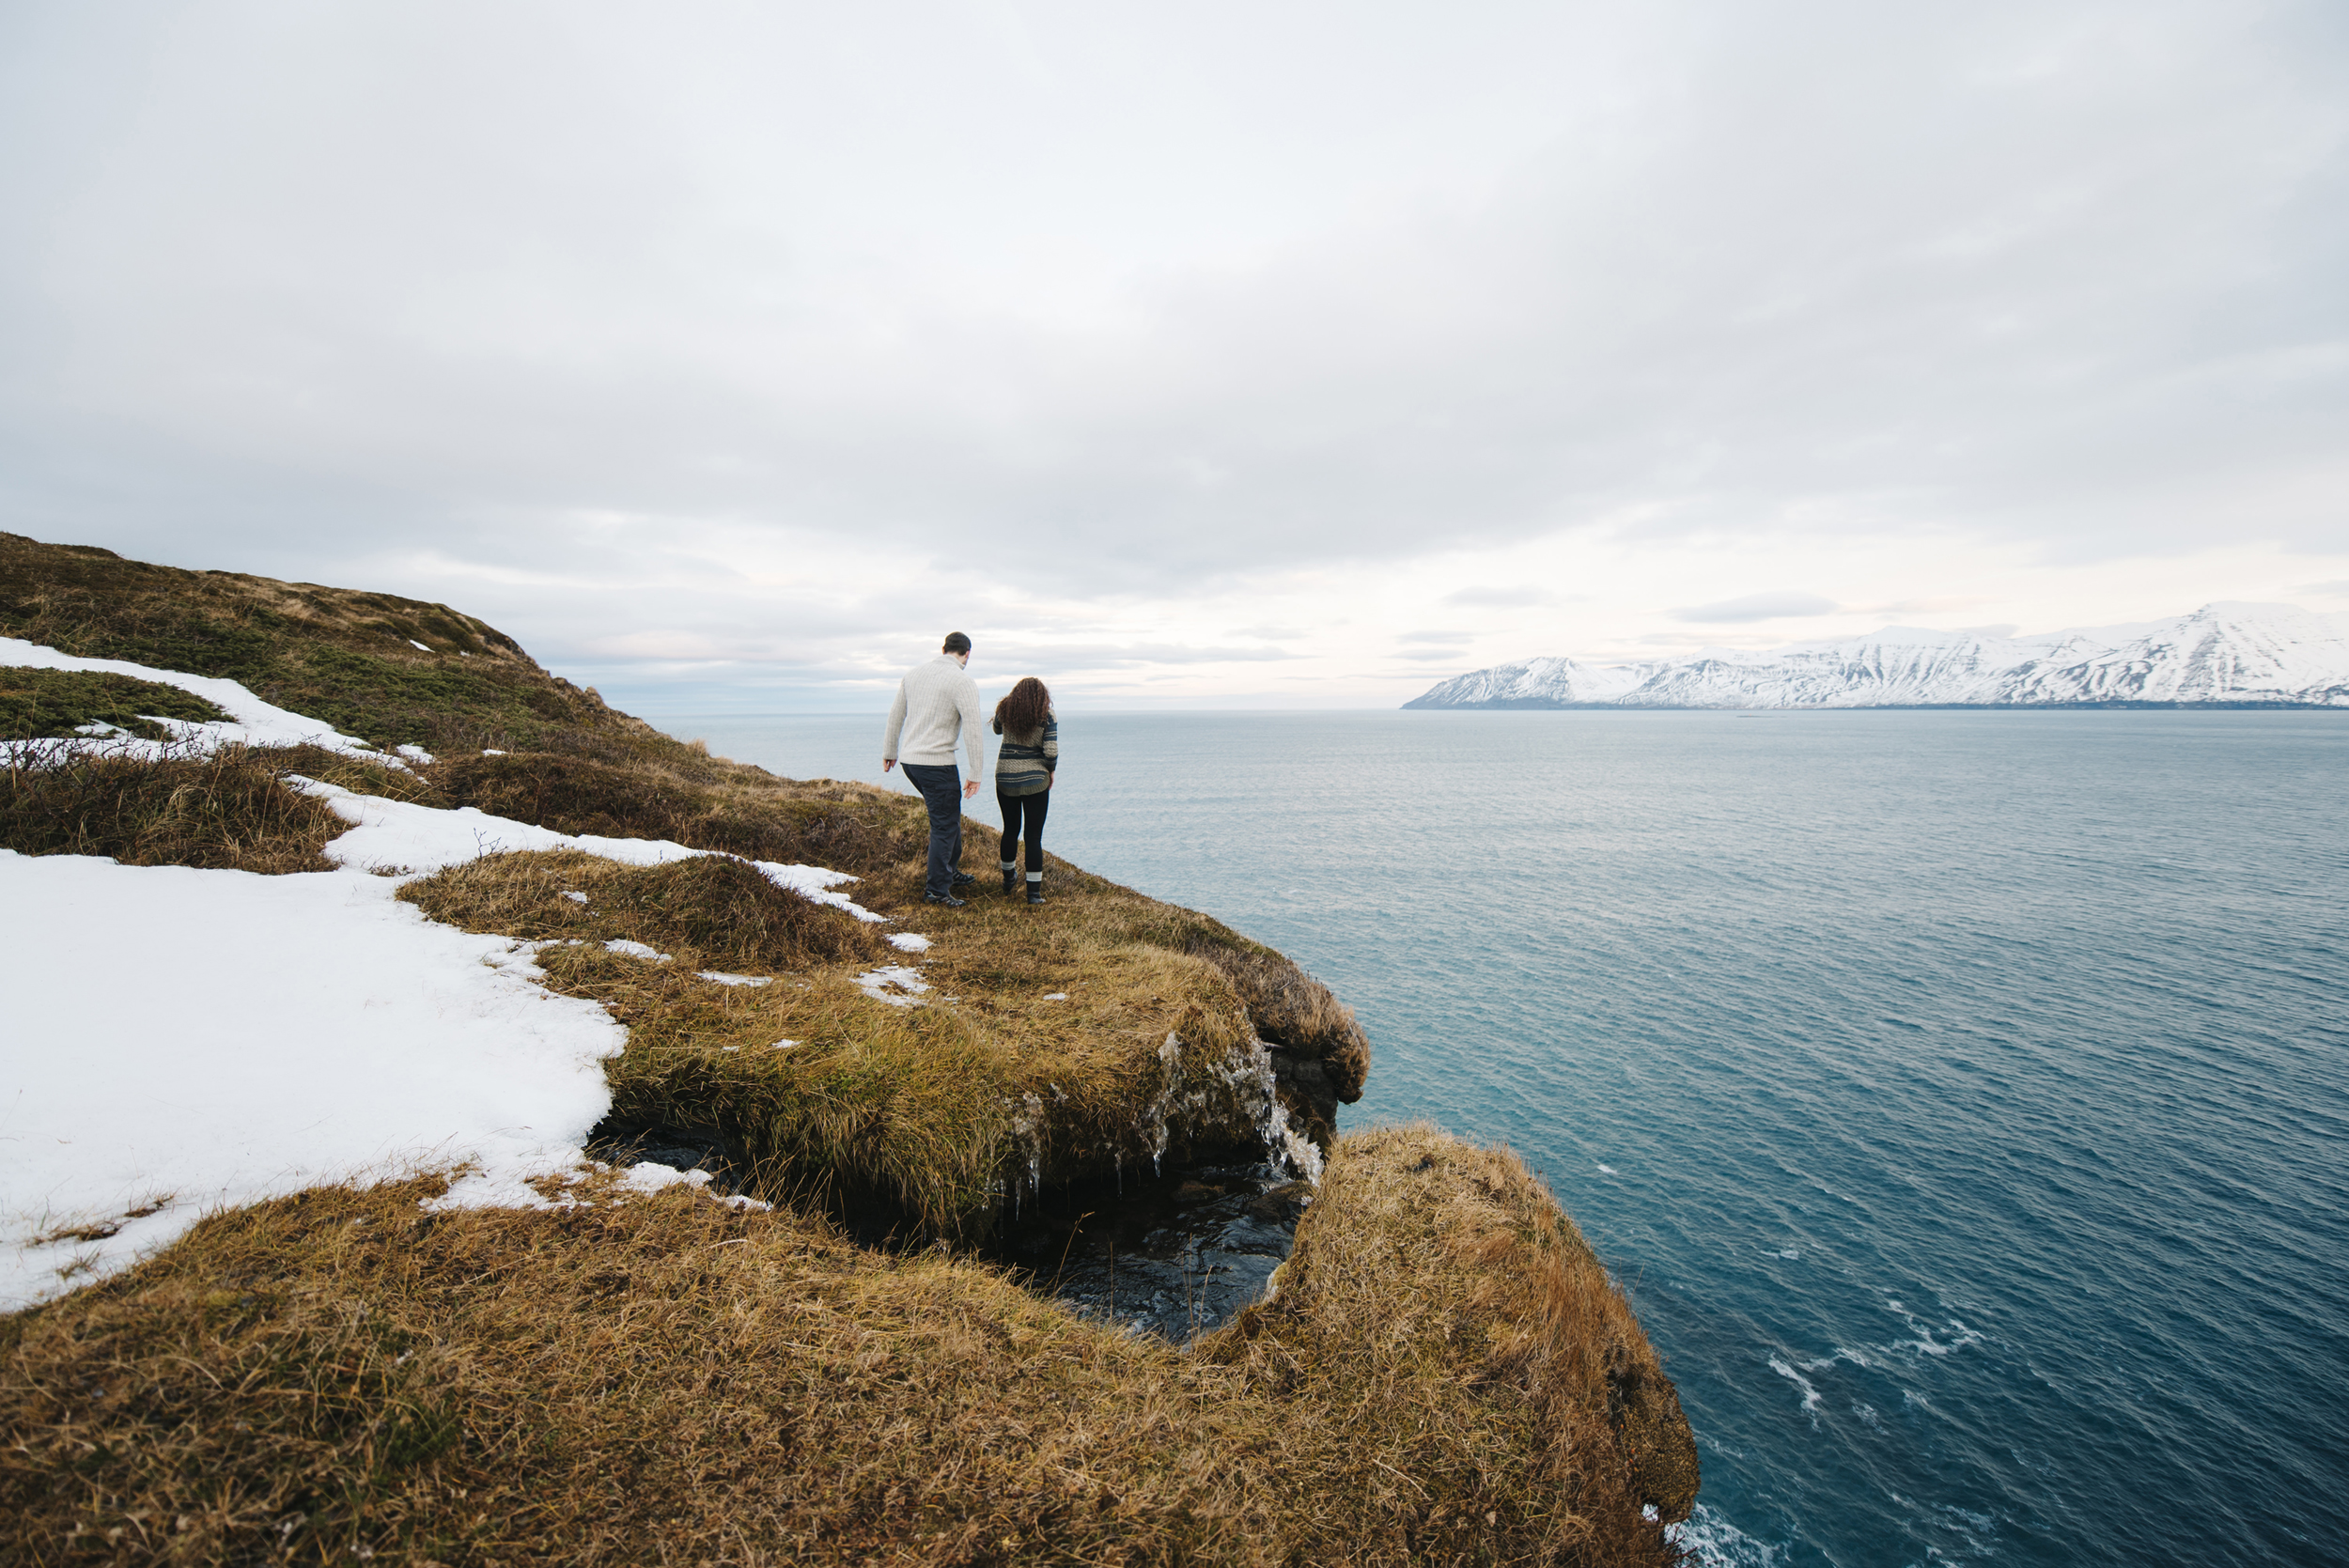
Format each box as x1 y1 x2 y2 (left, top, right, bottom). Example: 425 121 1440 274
1674 591 1841 624
0 1 2341 653
1398 629 1475 644
2296 580 2349 597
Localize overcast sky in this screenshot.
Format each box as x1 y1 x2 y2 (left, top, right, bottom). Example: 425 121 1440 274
3 1 2344 712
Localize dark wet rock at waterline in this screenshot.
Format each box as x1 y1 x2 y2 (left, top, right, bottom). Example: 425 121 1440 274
584 1114 1313 1342
992 1161 1314 1343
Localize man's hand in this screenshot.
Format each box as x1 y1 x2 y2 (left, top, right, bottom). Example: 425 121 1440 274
963 780 980 800
882 759 894 772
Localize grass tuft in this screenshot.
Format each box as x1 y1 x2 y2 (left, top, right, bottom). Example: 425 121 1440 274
0 743 345 874
399 848 892 975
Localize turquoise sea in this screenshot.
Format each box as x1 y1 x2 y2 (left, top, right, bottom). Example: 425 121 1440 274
651 706 2349 1568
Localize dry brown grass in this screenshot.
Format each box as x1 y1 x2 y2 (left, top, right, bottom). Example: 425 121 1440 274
1221 1126 1702 1535
0 743 346 874
0 1129 1688 1568
0 742 456 874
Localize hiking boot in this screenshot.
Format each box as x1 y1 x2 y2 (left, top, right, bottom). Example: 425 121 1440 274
924 891 968 908
1026 877 1045 906
950 870 975 888
1001 863 1019 895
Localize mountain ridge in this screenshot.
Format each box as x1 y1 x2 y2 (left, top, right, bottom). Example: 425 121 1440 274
1405 601 2349 710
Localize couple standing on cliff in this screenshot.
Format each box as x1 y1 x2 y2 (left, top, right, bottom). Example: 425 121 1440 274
882 631 1059 909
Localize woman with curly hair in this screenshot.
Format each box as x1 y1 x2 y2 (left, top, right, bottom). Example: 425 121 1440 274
990 676 1058 904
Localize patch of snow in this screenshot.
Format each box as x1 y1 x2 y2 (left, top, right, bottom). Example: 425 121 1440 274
603 939 670 963
296 782 895 926
427 1167 585 1213
886 932 931 952
756 862 887 924
0 848 624 1312
396 744 435 765
772 1039 800 1050
562 890 587 904
408 640 433 653
0 638 394 766
1042 991 1068 1001
854 965 931 1006
481 748 507 756
619 1162 713 1196
290 777 708 877
697 971 771 987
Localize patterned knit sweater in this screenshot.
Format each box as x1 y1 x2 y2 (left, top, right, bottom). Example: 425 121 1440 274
991 714 1058 797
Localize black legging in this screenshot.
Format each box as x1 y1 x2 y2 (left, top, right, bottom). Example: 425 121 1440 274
997 787 1050 872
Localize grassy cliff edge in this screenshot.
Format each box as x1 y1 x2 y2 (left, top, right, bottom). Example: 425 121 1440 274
1 533 1696 1565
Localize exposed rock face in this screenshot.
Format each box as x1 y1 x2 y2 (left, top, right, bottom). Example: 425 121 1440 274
1267 1045 1339 1133
1407 601 2349 709
1609 1346 1703 1523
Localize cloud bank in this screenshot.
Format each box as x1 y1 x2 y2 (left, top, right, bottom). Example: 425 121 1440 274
1 0 2343 710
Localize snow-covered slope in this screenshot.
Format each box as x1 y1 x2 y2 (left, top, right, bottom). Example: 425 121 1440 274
1405 603 2349 709
1 640 928 1311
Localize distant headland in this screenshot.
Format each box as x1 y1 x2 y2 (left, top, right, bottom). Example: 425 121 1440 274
1406 602 2349 709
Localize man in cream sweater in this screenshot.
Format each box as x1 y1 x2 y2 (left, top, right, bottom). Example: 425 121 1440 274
882 631 988 907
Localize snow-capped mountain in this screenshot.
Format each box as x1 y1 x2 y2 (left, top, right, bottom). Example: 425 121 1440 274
1403 603 2349 709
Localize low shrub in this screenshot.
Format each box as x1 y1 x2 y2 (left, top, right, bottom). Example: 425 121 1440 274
0 667 229 741
0 743 343 874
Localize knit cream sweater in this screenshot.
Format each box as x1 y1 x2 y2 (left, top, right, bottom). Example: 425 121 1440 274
882 655 987 780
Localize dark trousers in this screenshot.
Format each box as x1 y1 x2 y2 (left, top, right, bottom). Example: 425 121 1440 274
899 763 964 896
997 787 1050 873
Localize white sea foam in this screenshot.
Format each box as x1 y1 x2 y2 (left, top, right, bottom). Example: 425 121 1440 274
1766 1356 1824 1417
1883 1299 1984 1358
1668 1503 1788 1568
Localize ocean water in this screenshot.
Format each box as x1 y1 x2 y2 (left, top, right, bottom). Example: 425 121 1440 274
662 707 2349 1568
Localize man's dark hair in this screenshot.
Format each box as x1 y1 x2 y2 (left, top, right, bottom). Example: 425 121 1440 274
941 631 972 656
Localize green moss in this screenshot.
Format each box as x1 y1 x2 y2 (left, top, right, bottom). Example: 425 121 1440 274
0 667 229 740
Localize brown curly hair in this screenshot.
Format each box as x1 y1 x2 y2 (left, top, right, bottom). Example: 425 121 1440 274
993 676 1052 740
